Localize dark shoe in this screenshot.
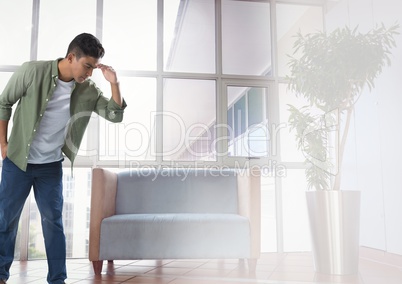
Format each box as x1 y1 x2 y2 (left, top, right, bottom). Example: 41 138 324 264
0 279 6 284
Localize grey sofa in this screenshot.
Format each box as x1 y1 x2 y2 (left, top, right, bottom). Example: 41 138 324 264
89 167 261 275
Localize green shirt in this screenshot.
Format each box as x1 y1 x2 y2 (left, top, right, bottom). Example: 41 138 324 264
0 58 126 171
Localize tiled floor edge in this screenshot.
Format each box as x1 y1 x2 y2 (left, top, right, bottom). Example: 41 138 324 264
360 246 402 268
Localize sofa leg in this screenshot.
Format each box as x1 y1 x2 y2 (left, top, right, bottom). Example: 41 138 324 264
92 260 103 275
248 258 257 272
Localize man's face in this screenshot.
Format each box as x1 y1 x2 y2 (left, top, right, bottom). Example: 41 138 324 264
71 54 99 83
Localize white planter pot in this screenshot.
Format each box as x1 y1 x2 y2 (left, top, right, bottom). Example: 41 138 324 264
306 190 361 275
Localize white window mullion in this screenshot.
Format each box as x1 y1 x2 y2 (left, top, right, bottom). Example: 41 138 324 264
215 0 226 165
156 0 164 164
19 0 41 262
270 0 284 254
18 196 31 261
30 0 40 61
96 0 104 41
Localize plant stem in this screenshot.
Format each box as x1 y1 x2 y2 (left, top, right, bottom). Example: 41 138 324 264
333 106 353 190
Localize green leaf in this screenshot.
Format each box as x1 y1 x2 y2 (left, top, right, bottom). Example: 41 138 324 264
286 23 400 190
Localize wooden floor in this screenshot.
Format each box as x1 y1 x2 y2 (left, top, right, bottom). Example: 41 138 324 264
5 249 402 283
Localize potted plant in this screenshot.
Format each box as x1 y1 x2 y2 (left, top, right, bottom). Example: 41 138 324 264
287 23 399 275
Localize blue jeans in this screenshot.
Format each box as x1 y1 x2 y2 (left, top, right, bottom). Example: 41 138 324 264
0 157 67 284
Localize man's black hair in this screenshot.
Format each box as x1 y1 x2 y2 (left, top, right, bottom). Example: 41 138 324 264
66 33 105 59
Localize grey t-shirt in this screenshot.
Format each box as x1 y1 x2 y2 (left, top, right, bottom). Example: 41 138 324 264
28 79 73 164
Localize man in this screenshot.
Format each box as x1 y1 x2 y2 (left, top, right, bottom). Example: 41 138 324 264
0 33 126 284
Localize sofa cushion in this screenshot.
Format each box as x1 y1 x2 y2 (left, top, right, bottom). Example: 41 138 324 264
116 169 238 214
99 213 250 260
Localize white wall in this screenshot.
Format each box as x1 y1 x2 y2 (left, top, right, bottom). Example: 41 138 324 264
325 0 402 254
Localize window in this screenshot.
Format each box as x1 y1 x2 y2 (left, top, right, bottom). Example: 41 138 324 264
103 0 157 71
227 86 269 157
164 0 216 73
97 77 157 162
276 3 324 77
0 0 325 258
28 168 92 259
163 79 216 161
0 0 32 65
222 0 271 76
37 0 97 60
